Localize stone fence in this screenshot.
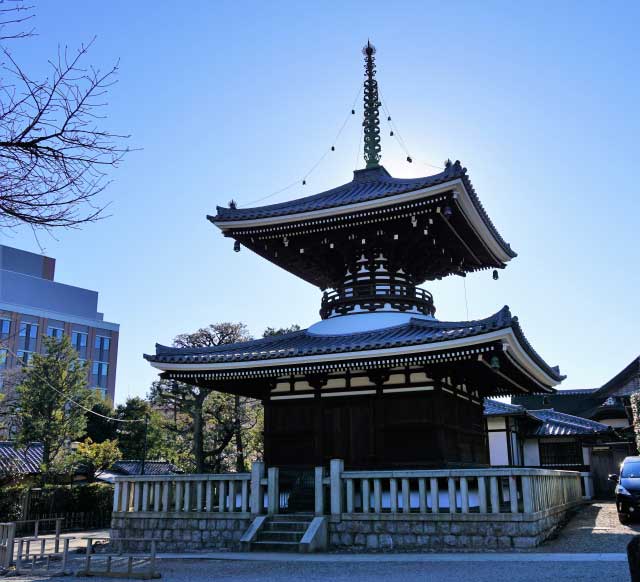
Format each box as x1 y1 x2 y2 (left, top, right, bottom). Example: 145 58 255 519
111 462 585 551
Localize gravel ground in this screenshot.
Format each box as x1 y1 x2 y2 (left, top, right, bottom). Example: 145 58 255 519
6 503 636 582
6 557 630 582
537 501 640 553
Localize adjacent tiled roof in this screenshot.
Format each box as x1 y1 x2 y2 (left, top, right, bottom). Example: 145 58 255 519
146 306 564 383
0 442 42 475
112 460 180 476
527 409 612 437
483 401 613 437
483 400 525 415
210 161 516 258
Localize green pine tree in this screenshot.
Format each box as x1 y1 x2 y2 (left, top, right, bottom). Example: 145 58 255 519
16 336 95 478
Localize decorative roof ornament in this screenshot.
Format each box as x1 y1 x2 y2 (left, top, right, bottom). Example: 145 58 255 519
362 41 381 169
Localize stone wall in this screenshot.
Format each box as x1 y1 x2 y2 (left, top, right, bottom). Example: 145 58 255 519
328 505 574 551
110 513 251 552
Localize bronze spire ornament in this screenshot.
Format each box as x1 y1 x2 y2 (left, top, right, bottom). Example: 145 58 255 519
362 41 381 169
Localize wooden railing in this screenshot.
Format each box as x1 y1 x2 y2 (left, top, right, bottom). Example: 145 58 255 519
322 460 583 517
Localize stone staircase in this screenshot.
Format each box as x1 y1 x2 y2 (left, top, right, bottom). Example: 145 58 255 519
250 514 314 552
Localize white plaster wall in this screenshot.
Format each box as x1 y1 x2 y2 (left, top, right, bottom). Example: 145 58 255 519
523 439 541 466
582 445 591 466
487 417 506 430
488 431 509 466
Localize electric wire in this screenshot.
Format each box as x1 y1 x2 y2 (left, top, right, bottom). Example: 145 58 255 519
1 339 145 424
239 85 362 208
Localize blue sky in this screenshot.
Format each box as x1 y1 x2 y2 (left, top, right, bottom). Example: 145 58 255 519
3 1 638 402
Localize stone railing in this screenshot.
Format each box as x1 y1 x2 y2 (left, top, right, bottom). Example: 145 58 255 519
112 461 584 519
321 460 583 517
113 472 254 515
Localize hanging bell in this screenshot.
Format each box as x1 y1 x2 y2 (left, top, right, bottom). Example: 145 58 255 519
387 116 391 121
331 146 335 151
443 206 453 219
351 109 355 114
302 179 306 185
406 156 413 163
233 240 241 253
490 355 501 370
493 270 499 280
390 130 394 136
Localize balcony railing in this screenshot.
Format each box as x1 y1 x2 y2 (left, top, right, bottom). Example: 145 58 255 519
320 284 436 320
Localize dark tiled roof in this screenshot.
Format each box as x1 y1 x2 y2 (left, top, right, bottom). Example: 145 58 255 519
0 442 42 475
145 306 563 383
112 460 180 476
483 401 613 437
595 356 640 398
527 409 612 437
483 400 525 415
210 161 516 259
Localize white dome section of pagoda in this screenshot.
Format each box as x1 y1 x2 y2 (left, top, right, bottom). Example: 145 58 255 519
307 310 435 336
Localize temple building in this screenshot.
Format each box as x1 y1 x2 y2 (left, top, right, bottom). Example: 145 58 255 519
145 43 563 472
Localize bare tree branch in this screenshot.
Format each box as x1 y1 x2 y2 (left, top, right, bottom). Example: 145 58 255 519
0 9 130 230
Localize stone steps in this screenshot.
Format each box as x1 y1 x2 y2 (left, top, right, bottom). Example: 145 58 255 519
251 514 313 552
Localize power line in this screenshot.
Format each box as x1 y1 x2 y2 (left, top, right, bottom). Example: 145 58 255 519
1 342 146 424
238 85 362 208
379 95 444 171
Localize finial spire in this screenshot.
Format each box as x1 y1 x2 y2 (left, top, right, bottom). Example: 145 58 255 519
362 41 381 169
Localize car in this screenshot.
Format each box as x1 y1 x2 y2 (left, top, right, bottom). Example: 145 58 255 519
609 456 640 524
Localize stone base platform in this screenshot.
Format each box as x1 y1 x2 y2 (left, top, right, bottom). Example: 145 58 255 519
328 504 578 551
110 513 251 552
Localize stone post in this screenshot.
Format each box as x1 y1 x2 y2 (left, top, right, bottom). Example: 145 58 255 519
330 459 344 517
267 467 279 515
250 461 265 516
314 466 325 515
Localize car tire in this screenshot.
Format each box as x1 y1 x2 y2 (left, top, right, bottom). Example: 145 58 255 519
619 513 631 525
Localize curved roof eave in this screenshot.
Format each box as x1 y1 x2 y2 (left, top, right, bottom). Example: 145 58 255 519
209 162 516 263
144 308 562 389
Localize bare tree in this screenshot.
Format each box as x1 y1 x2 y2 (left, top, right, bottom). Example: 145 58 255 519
0 1 129 229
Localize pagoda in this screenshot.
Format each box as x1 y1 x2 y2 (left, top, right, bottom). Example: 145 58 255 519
145 43 563 471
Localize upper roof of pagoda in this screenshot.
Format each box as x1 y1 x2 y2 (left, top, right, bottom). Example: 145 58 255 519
145 306 563 395
209 161 516 288
212 163 513 255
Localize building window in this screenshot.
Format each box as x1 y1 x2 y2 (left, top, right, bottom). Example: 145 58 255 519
92 361 109 389
47 326 64 339
16 350 34 365
539 441 582 467
0 349 7 369
0 319 10 340
18 322 38 356
71 331 88 359
93 336 110 362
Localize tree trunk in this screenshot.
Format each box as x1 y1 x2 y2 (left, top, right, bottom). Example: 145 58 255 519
234 395 245 472
192 395 206 473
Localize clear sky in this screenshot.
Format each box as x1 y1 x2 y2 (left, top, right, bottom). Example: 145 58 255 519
3 1 638 403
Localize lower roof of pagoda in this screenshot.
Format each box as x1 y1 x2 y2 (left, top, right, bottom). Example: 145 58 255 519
144 306 564 393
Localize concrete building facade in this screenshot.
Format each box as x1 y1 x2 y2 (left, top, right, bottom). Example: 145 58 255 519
0 244 119 402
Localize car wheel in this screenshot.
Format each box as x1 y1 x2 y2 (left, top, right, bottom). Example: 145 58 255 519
619 513 631 525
